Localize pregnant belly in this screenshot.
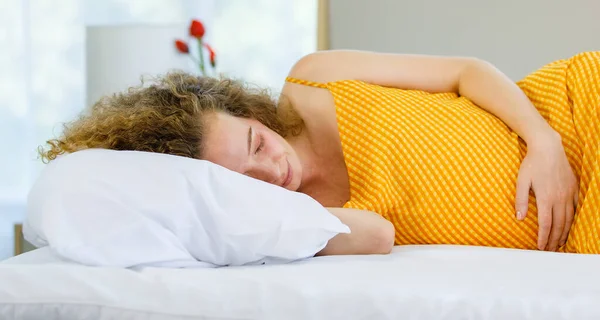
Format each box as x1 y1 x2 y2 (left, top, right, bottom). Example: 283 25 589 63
388 164 540 250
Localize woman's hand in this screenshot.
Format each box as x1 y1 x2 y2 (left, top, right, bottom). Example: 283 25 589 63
515 130 579 251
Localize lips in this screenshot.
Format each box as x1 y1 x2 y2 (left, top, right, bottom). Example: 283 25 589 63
282 159 293 188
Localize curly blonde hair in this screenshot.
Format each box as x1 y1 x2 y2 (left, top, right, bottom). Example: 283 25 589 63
39 72 304 163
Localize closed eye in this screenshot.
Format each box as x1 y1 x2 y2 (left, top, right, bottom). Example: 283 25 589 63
255 135 264 154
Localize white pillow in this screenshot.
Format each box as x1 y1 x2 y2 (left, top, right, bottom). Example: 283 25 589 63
24 149 349 268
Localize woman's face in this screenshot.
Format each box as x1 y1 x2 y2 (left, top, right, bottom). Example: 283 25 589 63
202 112 302 191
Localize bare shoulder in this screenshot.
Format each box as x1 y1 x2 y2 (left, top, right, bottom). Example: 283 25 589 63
279 52 344 132
284 50 362 85
280 50 383 131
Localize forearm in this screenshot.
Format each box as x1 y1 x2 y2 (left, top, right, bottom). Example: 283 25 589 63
316 208 395 256
458 60 557 144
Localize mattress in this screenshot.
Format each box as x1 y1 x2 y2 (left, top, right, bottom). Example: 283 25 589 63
1 245 600 320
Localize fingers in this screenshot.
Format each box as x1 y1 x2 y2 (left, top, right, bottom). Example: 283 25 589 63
515 172 531 220
547 202 566 252
537 202 552 251
559 185 578 248
559 200 575 247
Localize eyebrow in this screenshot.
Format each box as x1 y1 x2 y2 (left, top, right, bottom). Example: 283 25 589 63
247 126 253 156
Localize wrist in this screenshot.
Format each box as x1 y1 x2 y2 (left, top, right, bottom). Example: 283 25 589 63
526 125 561 150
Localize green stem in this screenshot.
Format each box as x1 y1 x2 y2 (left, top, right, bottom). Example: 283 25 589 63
188 54 201 67
197 38 206 76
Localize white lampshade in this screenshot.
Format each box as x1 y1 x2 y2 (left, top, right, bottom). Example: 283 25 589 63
85 25 193 107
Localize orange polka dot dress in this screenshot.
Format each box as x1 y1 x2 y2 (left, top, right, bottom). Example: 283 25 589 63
286 52 600 254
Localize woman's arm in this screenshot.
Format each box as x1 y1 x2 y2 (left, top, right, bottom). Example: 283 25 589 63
316 208 395 256
288 50 555 143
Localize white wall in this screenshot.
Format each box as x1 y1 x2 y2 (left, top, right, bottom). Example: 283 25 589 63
329 0 600 80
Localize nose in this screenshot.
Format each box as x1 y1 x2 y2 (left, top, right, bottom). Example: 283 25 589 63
247 161 282 185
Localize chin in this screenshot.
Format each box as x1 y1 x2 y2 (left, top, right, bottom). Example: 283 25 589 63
290 168 302 191
288 181 300 192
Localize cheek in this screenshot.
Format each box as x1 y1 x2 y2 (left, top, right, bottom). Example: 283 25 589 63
266 134 287 154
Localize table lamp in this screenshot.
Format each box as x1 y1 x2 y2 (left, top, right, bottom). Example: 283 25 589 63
85 25 192 107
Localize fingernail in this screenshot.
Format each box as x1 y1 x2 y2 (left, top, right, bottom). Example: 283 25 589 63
516 211 524 220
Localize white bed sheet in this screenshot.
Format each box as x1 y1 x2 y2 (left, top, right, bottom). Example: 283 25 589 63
1 245 600 320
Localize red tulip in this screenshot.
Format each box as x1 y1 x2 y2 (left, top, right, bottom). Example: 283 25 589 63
174 40 189 53
204 43 216 67
189 19 205 38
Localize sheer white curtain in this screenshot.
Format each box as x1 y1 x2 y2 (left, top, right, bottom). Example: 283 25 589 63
0 0 317 259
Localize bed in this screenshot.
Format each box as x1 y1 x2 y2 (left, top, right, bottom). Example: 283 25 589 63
1 244 599 320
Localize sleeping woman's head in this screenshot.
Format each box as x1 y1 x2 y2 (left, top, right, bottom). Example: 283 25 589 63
39 72 305 191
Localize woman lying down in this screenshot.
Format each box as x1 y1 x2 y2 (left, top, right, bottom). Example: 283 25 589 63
40 50 600 255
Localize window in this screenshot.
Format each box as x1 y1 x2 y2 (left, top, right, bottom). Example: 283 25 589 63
0 0 317 259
